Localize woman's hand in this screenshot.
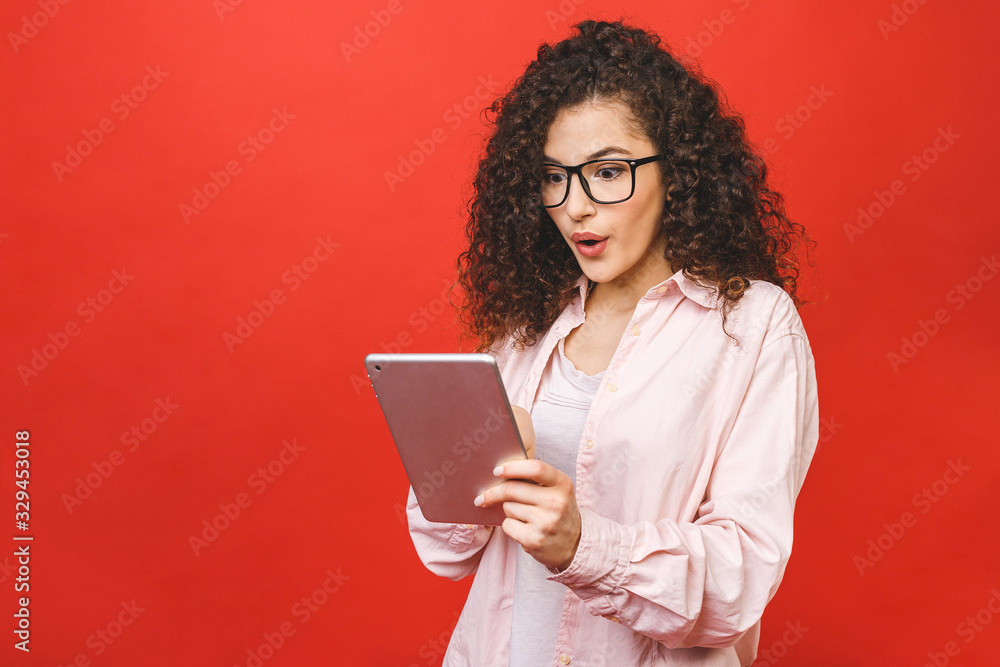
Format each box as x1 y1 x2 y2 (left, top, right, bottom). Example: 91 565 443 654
476 406 581 571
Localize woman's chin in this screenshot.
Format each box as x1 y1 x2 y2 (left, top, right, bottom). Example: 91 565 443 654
579 270 611 285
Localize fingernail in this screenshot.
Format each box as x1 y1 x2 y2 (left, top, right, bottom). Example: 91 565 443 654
493 465 503 476
474 494 484 507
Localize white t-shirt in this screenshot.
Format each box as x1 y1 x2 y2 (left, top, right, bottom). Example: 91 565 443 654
509 335 605 666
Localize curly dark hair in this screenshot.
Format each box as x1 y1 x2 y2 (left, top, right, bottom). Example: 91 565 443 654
452 19 814 353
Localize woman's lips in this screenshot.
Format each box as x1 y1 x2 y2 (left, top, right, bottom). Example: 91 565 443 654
575 238 608 257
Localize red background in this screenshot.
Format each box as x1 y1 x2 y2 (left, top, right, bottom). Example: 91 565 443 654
2 0 999 665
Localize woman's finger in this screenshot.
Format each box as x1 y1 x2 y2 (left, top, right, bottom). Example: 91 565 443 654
500 515 532 546
494 458 563 487
500 499 534 524
476 478 549 508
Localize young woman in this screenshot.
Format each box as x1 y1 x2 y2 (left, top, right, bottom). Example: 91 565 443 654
405 19 819 666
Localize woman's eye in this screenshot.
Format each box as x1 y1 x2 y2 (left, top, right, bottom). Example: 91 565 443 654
594 165 625 180
542 172 567 185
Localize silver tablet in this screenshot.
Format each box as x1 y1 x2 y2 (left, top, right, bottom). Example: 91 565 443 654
365 352 526 525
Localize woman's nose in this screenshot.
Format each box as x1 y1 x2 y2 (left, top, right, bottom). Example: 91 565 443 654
564 173 596 218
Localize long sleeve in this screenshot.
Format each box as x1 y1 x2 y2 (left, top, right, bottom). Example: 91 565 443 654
548 325 819 648
405 484 496 581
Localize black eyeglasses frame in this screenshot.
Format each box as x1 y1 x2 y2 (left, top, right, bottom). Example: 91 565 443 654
540 154 663 208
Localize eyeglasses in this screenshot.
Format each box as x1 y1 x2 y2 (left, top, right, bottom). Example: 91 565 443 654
540 155 662 208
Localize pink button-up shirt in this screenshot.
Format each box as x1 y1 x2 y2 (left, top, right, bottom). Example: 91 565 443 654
406 269 819 666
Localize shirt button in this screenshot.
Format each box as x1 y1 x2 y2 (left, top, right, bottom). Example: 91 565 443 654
559 654 571 665
585 439 594 449
631 325 641 336
657 285 667 293
607 382 617 392
610 616 621 623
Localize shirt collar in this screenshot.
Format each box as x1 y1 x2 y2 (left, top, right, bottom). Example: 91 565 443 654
571 268 722 312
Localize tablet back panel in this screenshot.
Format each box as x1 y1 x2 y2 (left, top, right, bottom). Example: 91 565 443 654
365 353 525 525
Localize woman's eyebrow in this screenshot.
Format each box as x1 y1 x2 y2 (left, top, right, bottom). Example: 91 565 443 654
587 145 633 160
542 146 635 163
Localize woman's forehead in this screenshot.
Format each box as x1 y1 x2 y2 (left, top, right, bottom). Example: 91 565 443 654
544 100 652 160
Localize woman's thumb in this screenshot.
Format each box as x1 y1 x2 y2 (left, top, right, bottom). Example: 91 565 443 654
510 405 536 459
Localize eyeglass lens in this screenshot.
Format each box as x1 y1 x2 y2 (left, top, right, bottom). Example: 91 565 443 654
540 161 634 206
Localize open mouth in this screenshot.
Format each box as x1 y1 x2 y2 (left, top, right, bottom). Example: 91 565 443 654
574 237 608 257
